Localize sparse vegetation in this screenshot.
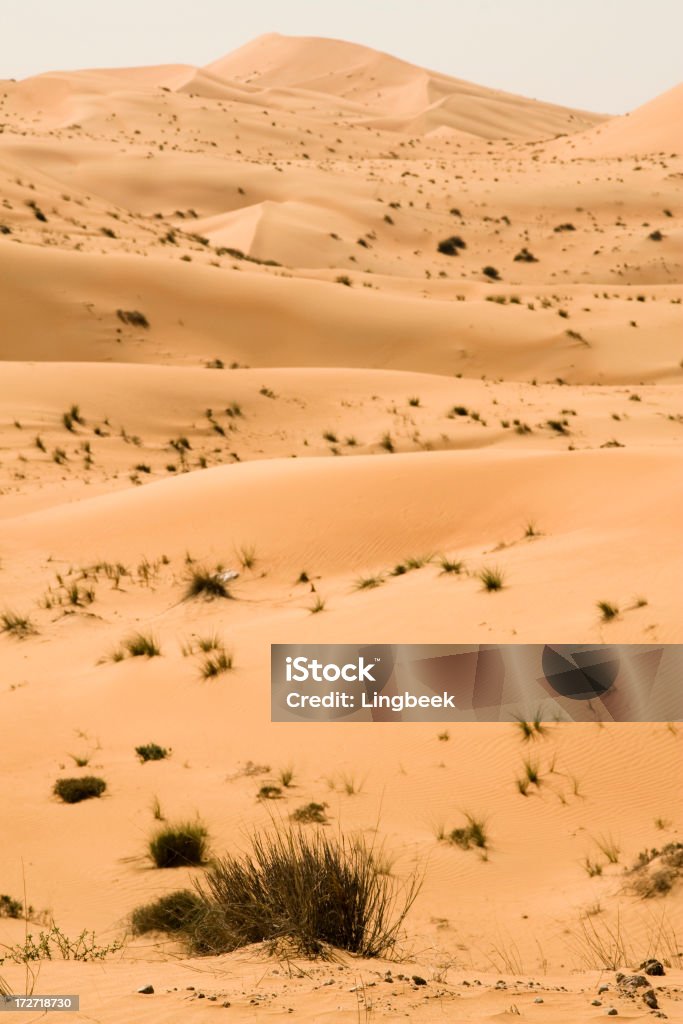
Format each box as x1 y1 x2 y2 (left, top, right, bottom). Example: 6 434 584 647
597 600 619 622
131 890 203 936
189 827 420 958
478 566 505 591
184 566 233 600
445 814 489 852
148 821 209 868
291 802 329 824
437 235 466 255
1 610 36 639
116 309 149 328
53 776 106 804
136 743 169 763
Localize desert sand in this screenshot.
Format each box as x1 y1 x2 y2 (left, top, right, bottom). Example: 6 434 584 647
1 32 682 1022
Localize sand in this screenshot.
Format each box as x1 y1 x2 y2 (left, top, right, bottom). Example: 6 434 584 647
0 31 682 1023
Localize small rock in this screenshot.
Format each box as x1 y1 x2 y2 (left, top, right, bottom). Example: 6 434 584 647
495 980 507 990
412 976 427 986
640 959 665 977
534 997 544 1003
137 985 154 995
598 985 610 994
642 989 659 1010
592 999 602 1006
607 1010 618 1016
617 974 650 992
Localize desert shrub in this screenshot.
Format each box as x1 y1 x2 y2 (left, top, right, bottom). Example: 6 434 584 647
482 266 500 280
513 247 538 263
116 309 149 328
53 776 106 803
200 649 233 678
136 743 169 762
437 235 466 256
189 827 420 958
184 567 232 600
290 802 329 824
131 890 203 935
0 895 24 919
448 815 488 850
123 632 161 657
597 600 619 621
149 821 209 868
478 566 505 591
1 610 36 638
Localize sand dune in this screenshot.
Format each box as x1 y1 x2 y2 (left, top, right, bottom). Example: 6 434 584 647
555 82 683 157
0 31 682 1024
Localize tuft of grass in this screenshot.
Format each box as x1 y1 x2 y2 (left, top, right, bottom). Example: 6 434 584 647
131 890 203 936
190 827 420 958
184 567 232 600
258 784 282 801
478 566 505 592
594 835 620 865
290 802 328 825
597 600 619 622
583 858 604 878
446 814 489 851
53 776 106 803
379 432 394 453
524 521 540 538
148 821 209 868
522 758 542 786
136 743 169 763
482 265 500 280
438 556 463 575
514 713 548 742
391 555 430 576
308 595 326 614
1 610 37 639
123 632 161 658
200 649 233 679
236 544 256 570
354 574 384 591
278 766 295 788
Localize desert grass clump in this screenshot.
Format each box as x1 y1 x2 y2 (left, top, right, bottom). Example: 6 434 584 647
447 814 489 851
149 821 209 868
514 713 548 741
62 404 84 432
478 566 505 592
122 632 161 658
184 566 233 600
116 308 149 328
290 802 329 825
131 890 203 936
439 556 463 574
308 595 326 614
354 574 384 591
200 649 233 679
258 785 282 801
1 610 37 639
53 776 106 804
594 834 620 865
136 743 169 763
597 600 619 622
190 827 420 958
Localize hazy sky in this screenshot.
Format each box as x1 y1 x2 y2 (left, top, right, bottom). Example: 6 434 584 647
1 0 681 114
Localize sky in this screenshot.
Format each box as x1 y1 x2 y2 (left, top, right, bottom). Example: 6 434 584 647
1 0 681 114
